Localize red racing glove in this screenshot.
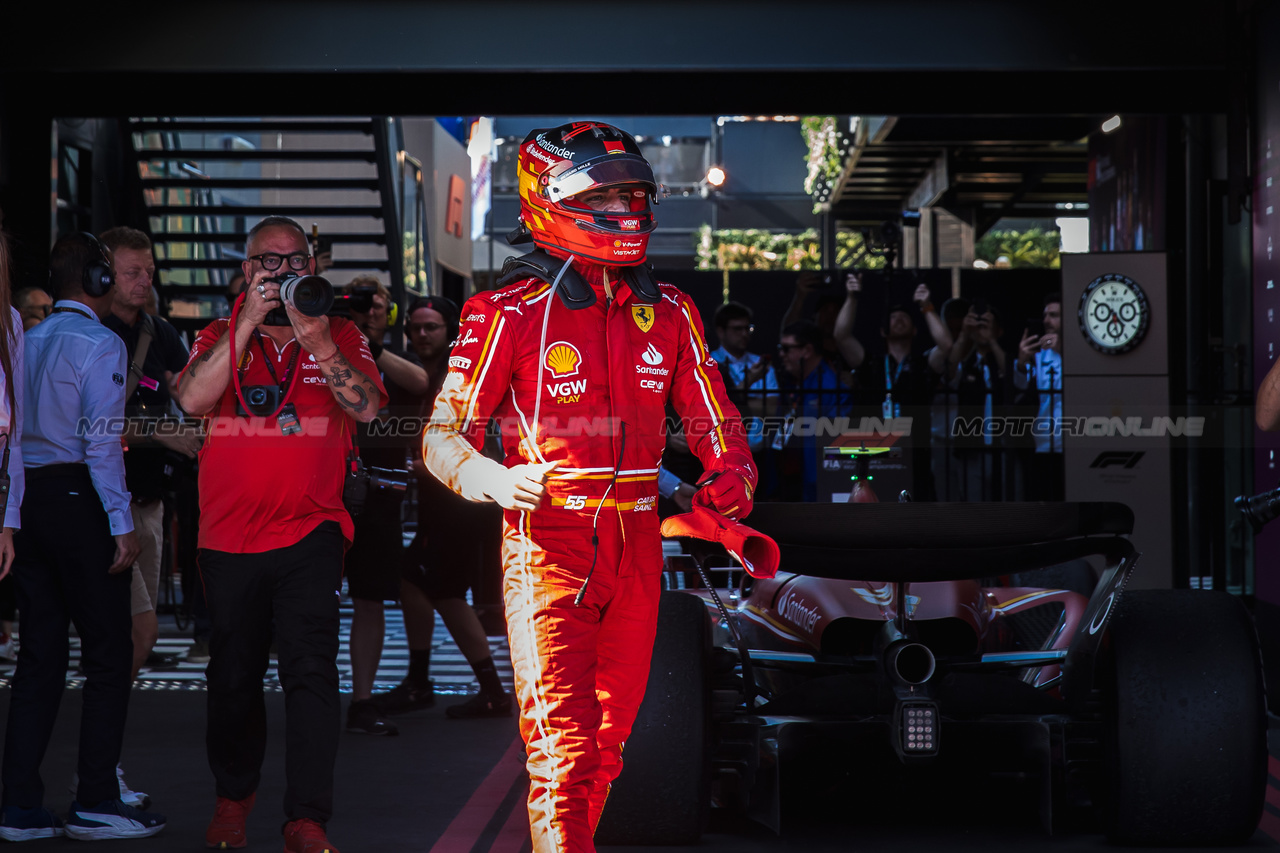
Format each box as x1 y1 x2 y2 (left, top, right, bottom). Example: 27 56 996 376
660 506 778 579
693 468 754 520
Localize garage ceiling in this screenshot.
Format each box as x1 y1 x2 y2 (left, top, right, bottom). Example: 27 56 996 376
829 115 1095 236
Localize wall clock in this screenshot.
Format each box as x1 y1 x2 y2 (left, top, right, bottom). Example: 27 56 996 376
1078 273 1150 354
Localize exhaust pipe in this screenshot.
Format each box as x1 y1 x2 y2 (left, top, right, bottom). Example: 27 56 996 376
885 642 936 686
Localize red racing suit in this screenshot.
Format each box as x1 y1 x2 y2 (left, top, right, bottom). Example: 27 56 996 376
424 262 754 853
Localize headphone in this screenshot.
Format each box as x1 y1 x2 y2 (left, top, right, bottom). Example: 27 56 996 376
80 232 116 297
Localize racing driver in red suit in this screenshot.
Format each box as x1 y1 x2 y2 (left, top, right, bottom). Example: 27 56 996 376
423 121 756 853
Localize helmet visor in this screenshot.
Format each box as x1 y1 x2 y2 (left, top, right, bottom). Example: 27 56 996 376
545 154 656 203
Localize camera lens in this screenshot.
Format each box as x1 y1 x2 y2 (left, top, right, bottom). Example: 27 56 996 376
247 387 268 407
280 275 335 317
1236 487 1280 533
347 286 376 314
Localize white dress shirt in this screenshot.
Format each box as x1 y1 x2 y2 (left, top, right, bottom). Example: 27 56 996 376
0 307 24 530
709 346 779 395
23 299 133 534
710 346 778 452
1014 348 1063 453
657 465 682 499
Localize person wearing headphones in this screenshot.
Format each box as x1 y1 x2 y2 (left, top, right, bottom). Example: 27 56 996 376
422 121 755 853
0 233 165 841
346 275 428 399
175 216 385 853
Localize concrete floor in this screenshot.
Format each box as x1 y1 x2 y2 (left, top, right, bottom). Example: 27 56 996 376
0 686 1274 853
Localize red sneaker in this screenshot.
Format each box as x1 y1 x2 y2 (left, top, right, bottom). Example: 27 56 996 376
206 793 255 849
283 818 340 853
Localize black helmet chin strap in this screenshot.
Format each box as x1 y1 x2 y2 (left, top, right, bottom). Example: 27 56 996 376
506 223 533 245
621 264 661 304
496 250 661 310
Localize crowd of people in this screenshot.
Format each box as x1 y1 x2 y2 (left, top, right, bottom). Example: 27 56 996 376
703 271 1066 505
0 119 1066 853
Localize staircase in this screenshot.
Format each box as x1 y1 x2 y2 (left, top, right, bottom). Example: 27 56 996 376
121 116 430 338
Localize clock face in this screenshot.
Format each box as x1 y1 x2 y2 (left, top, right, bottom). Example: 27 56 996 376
1078 273 1150 354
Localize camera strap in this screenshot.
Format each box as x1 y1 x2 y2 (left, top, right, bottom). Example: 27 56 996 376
124 314 155 401
227 294 302 421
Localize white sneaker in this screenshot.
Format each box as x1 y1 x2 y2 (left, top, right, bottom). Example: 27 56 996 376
65 799 164 840
69 764 151 811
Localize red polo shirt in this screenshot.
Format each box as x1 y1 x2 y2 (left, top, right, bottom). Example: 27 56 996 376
183 317 386 554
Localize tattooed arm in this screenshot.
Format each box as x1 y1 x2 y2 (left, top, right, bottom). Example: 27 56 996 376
286 306 386 423
177 277 290 416
315 349 382 422
175 317 257 417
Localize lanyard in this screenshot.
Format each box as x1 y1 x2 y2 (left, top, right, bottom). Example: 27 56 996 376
52 306 94 321
240 330 301 394
1039 355 1060 392
884 354 906 391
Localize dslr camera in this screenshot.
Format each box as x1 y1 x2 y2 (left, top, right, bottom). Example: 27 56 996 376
328 284 377 320
342 450 409 517
236 384 283 417
1235 484 1280 533
262 274 335 326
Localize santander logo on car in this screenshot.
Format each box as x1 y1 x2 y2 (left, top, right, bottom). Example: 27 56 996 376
778 591 820 634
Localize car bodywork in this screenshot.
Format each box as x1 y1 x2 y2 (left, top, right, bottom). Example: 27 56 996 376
664 501 1145 834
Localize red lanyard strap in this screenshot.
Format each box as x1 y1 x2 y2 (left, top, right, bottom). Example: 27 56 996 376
228 294 304 419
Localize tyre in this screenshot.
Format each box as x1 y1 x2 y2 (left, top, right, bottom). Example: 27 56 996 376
1100 589 1266 845
594 590 710 845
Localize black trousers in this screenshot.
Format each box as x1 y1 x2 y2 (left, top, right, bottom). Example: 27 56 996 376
2 465 132 809
199 521 343 824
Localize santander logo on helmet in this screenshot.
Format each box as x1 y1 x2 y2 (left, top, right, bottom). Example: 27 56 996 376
514 121 660 268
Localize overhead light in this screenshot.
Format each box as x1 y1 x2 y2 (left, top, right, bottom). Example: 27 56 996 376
706 166 727 187
1101 115 1122 133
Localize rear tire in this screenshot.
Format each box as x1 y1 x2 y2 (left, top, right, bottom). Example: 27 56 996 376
594 590 710 845
1100 589 1266 845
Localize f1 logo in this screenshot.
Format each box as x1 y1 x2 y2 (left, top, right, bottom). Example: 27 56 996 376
1090 451 1144 469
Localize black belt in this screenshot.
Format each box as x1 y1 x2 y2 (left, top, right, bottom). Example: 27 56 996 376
26 462 91 483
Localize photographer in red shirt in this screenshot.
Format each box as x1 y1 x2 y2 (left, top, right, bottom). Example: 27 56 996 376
175 216 385 853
